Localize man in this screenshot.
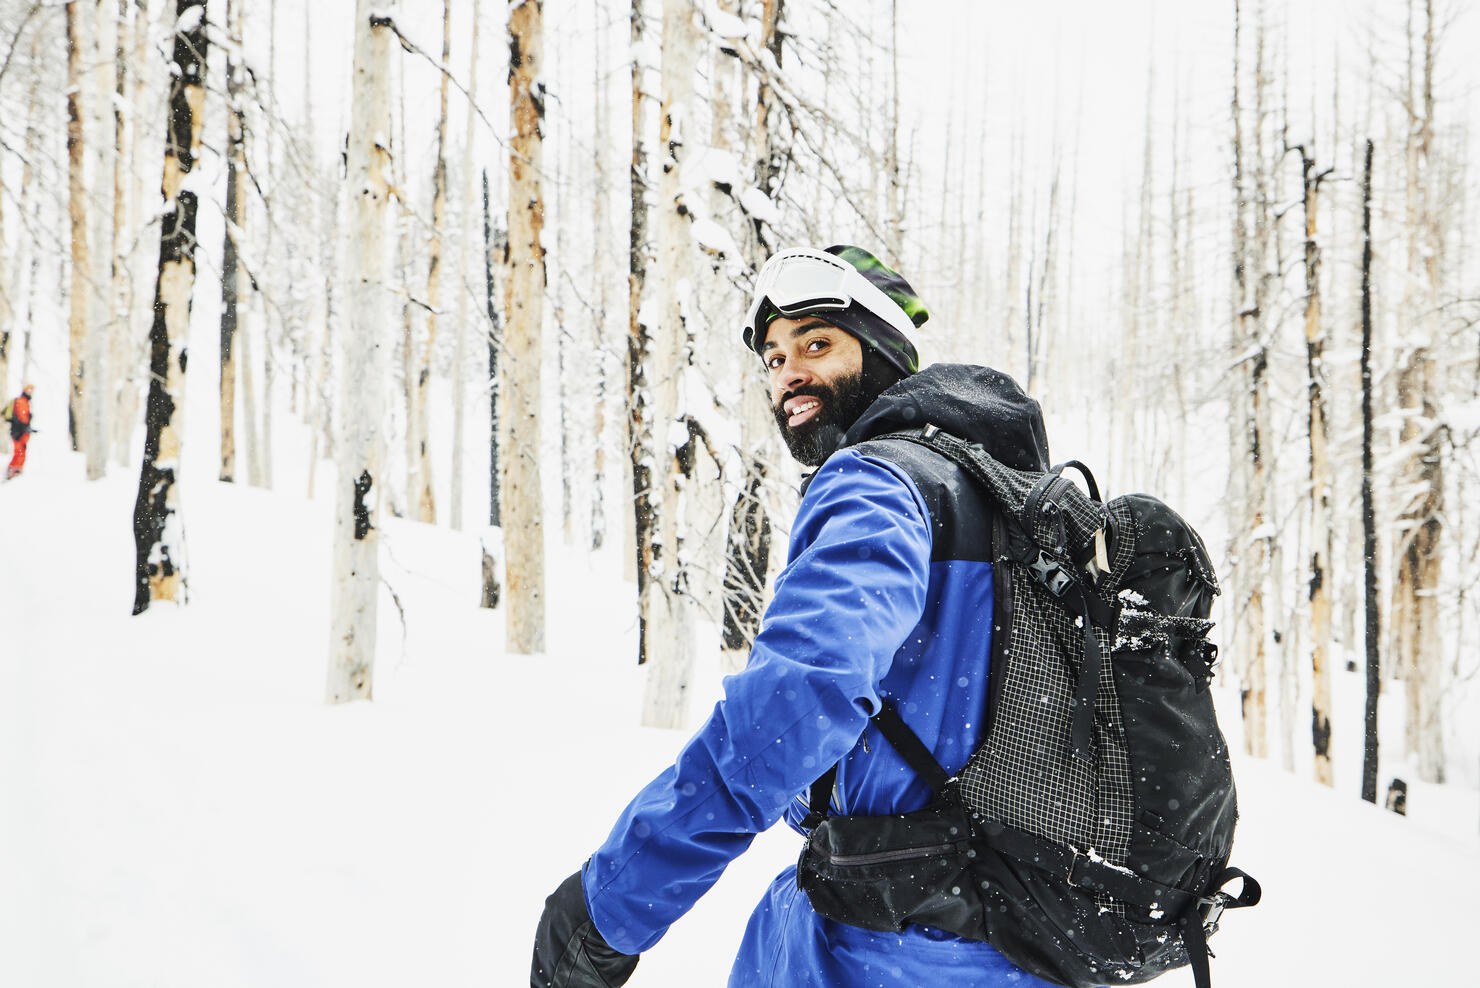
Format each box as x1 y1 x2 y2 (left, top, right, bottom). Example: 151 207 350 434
5 383 34 480
532 246 1057 987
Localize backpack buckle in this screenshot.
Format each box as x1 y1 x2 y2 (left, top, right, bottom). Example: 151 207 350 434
1028 550 1072 597
1197 892 1229 938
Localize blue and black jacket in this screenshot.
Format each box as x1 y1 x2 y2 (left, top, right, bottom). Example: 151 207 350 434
582 364 1060 987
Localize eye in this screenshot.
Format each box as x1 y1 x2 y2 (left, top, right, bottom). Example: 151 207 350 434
766 353 785 370
805 338 829 353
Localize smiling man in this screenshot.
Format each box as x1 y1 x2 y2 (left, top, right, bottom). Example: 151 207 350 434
533 246 1058 987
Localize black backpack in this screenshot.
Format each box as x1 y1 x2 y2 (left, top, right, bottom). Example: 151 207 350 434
796 425 1260 988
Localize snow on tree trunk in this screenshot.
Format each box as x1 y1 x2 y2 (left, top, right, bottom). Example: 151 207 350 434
414 0 453 527
450 0 481 534
1394 0 1446 785
65 0 90 454
627 0 655 633
1298 140 1336 786
108 0 133 468
640 0 704 729
719 0 781 666
219 0 246 484
131 0 208 615
504 0 548 655
326 2 393 702
84 0 115 481
481 168 502 532
590 0 613 552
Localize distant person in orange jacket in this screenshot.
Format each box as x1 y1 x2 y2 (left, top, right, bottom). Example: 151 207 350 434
5 383 35 480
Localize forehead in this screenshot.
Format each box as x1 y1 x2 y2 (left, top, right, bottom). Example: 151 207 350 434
759 316 848 352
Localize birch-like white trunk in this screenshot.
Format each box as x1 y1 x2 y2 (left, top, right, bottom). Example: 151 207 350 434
450 0 481 533
640 0 702 729
326 1 393 702
504 0 548 655
84 0 115 481
64 1 90 455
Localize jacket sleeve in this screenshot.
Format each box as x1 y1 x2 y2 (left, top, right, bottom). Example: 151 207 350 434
582 450 933 954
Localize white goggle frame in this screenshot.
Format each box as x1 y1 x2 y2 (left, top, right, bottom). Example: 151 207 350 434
744 247 916 349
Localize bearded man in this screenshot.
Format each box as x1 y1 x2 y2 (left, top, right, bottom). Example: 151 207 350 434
533 246 1058 987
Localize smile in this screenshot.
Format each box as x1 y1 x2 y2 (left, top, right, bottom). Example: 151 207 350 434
786 398 822 428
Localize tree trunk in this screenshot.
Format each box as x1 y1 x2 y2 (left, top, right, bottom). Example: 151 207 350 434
415 0 453 526
1299 141 1336 786
482 168 501 531
451 0 481 533
108 0 133 468
1359 138 1381 804
219 0 246 483
65 0 90 454
628 0 655 653
590 0 613 552
1395 0 1445 784
131 0 208 615
640 0 703 729
719 0 782 667
84 0 115 481
504 0 548 655
326 2 393 702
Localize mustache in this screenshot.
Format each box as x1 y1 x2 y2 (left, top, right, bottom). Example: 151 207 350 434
776 383 831 408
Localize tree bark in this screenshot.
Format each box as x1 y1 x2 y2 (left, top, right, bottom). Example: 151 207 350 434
414 0 453 526
628 0 655 654
1359 138 1381 804
326 2 393 702
65 0 90 454
108 0 133 467
640 0 704 729
450 0 481 533
719 0 782 666
505 0 548 654
219 0 246 483
1298 140 1336 786
132 0 208 615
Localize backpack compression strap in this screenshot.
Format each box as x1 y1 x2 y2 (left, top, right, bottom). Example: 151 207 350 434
801 702 952 830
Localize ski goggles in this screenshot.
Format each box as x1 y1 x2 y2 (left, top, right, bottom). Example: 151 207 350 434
743 247 918 352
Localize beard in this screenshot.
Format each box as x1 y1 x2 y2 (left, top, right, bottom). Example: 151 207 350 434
772 370 874 467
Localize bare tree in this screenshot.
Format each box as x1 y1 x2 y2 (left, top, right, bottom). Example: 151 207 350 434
504 0 548 654
450 0 482 533
413 0 454 526
1359 136 1382 803
131 0 209 615
1292 134 1336 785
326 2 394 701
64 0 90 454
628 0 656 655
219 0 247 483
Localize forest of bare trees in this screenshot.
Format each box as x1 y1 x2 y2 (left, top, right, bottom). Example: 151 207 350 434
0 0 1477 797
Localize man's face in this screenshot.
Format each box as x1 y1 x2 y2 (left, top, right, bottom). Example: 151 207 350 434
761 317 868 466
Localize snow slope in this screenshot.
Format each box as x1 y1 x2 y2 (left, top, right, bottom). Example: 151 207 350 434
1 447 1475 987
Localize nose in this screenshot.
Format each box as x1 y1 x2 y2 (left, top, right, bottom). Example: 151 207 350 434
776 361 810 396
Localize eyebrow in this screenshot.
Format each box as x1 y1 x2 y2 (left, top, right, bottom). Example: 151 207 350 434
759 319 836 353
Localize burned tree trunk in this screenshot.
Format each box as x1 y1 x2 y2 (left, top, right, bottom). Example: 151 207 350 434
1359 138 1381 804
132 0 208 615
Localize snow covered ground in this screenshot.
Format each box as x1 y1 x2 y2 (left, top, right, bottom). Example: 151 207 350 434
2 443 1476 987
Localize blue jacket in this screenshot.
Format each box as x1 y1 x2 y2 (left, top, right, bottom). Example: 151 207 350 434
583 365 1060 987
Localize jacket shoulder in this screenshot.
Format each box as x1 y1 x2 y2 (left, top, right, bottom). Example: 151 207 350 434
850 437 993 563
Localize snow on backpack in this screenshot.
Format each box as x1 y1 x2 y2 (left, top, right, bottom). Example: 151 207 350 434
796 424 1260 988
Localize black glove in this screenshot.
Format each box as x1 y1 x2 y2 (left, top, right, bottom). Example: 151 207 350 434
531 870 639 988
